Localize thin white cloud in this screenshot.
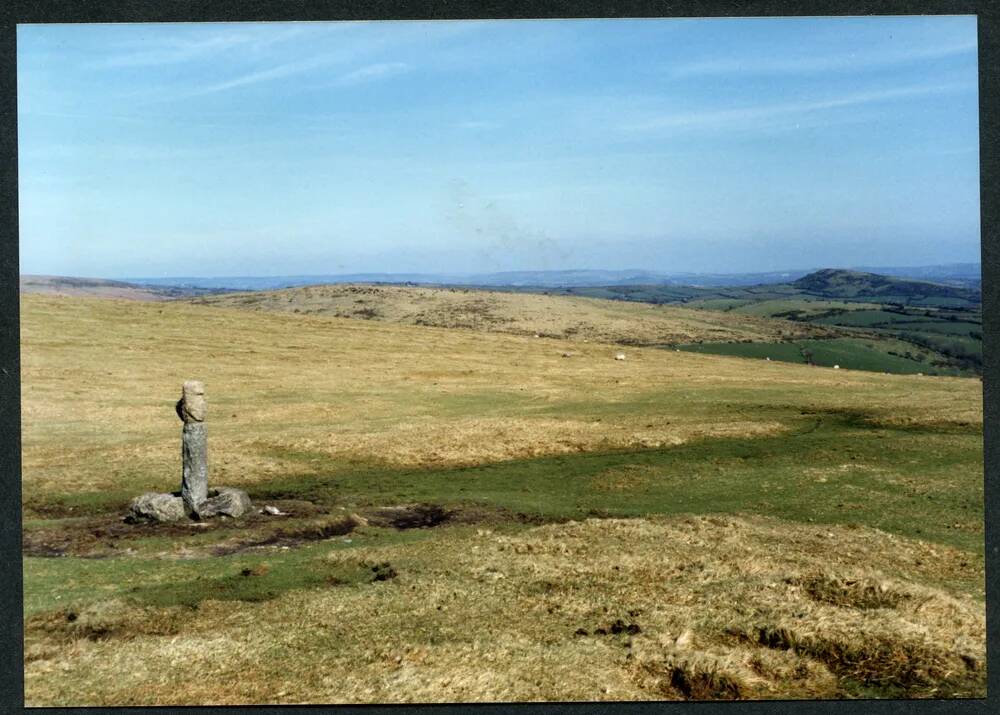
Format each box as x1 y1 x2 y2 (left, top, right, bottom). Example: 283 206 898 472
81 21 488 103
191 55 333 95
86 25 316 70
621 81 974 133
334 62 411 86
667 40 977 79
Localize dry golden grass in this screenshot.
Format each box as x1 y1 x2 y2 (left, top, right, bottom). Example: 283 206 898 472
23 515 984 705
20 294 979 500
20 292 985 704
190 283 838 345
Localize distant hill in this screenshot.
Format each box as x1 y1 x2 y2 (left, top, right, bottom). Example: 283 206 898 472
854 263 980 288
187 283 838 347
20 275 170 301
19 275 237 300
792 269 981 304
123 263 981 292
510 269 982 376
126 269 808 291
532 268 980 309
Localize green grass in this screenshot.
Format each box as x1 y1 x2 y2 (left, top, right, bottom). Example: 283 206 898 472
716 299 875 318
22 408 984 625
676 338 957 375
812 309 906 328
799 338 941 373
890 321 981 337
23 527 434 616
674 341 807 363
29 407 982 556
260 412 982 553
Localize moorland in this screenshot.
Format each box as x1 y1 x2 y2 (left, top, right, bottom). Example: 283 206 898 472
19 269 984 704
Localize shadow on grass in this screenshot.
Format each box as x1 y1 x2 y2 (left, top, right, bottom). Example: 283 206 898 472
26 407 984 554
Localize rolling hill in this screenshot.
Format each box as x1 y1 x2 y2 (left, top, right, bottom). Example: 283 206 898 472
20 275 230 300
514 270 982 376
19 275 171 301
185 283 839 347
530 269 980 308
123 263 980 291
790 269 980 304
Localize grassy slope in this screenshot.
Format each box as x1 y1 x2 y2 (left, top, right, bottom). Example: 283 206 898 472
188 281 982 377
186 283 837 345
20 294 985 704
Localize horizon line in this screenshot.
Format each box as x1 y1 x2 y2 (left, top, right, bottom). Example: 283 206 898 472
19 261 982 283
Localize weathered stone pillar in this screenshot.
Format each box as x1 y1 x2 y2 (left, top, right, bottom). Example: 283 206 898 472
177 380 208 516
125 381 251 524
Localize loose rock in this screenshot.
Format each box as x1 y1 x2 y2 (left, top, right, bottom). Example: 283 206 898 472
125 493 185 523
198 488 253 518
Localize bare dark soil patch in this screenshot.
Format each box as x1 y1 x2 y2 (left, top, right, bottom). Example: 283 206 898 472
22 499 327 558
365 503 453 529
210 516 360 556
23 495 560 560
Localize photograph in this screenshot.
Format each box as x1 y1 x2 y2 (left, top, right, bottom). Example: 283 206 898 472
15 13 986 705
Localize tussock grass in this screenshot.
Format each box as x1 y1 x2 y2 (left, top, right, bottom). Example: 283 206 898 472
23 515 984 705
28 599 186 643
790 575 913 610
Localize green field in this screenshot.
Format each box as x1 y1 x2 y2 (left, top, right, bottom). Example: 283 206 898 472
515 271 982 377
675 338 961 375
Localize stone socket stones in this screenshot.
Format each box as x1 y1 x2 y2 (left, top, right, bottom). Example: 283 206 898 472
125 489 252 523
199 488 253 518
125 492 186 523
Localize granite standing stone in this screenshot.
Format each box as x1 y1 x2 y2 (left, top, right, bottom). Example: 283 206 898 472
178 380 208 516
122 381 252 523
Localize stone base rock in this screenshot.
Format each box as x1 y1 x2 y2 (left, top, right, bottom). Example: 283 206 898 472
125 492 186 523
198 487 253 519
125 487 252 523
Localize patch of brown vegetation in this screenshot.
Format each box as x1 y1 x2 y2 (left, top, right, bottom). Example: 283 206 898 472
190 283 837 345
789 575 914 610
27 599 186 644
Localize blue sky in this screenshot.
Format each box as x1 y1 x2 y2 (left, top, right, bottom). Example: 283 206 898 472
17 16 981 278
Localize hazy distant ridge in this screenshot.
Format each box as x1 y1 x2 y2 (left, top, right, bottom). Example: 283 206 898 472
124 263 981 292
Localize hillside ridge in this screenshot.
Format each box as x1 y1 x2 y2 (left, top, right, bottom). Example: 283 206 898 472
186 282 838 347
792 269 980 302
